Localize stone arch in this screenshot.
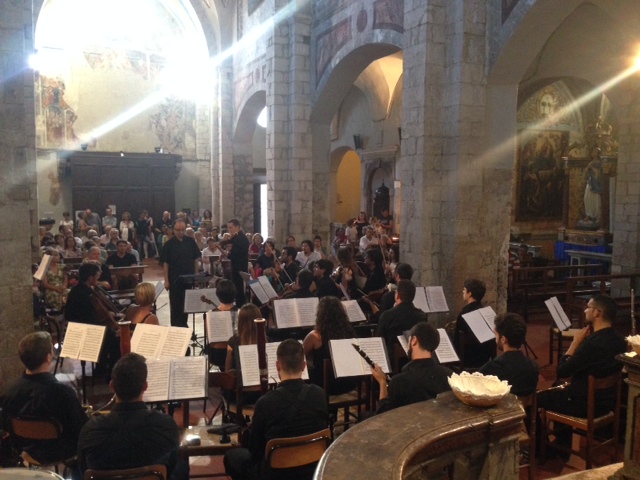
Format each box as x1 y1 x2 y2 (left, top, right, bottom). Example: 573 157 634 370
234 90 266 145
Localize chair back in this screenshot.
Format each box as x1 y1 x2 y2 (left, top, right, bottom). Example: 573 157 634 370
10 417 61 441
517 392 537 480
84 464 167 480
587 372 622 423
265 428 331 470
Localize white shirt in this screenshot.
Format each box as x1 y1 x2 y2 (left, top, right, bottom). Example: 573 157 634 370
359 235 379 255
295 251 321 270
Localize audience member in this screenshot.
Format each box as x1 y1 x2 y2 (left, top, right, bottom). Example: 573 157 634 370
295 239 321 271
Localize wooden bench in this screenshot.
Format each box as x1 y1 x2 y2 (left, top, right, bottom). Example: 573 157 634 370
510 263 604 321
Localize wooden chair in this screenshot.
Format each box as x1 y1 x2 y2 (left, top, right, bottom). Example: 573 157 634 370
8 417 75 475
264 428 332 480
539 372 622 469
84 464 167 480
206 371 258 427
323 359 369 436
548 327 581 365
517 392 537 480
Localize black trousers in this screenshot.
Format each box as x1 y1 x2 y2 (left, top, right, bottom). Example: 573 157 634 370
169 282 189 328
231 270 246 307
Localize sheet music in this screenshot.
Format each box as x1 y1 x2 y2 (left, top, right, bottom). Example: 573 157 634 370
206 311 234 343
184 288 218 313
479 306 497 331
169 356 207 400
545 296 572 330
143 358 171 403
60 323 105 363
154 281 164 301
238 345 260 387
296 297 319 327
159 327 191 357
462 309 495 343
329 338 390 378
273 299 299 329
435 328 459 363
342 300 366 323
397 335 409 354
258 276 278 300
249 280 270 305
33 254 51 281
413 287 429 313
239 342 308 386
425 286 449 312
130 324 190 358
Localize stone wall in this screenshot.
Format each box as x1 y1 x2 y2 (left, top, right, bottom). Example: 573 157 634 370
0 0 38 379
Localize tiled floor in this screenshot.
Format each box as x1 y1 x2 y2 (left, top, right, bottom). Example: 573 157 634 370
51 259 624 479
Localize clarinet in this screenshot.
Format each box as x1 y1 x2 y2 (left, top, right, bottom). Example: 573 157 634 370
352 343 391 383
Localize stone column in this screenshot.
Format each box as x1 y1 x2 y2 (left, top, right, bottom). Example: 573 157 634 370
195 103 212 212
216 63 235 226
266 5 313 244
0 0 39 378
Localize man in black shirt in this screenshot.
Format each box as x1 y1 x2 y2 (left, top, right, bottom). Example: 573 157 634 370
1 332 88 465
161 220 202 328
372 322 452 414
454 278 495 369
225 218 250 306
314 258 342 298
275 246 300 287
78 353 187 479
479 313 539 396
224 339 328 480
377 280 427 356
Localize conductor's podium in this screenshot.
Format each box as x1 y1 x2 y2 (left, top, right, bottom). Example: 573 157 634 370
314 391 524 480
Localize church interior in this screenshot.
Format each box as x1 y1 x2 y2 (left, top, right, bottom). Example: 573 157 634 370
3 0 640 477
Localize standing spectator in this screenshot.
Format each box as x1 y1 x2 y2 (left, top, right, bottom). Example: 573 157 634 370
102 207 117 230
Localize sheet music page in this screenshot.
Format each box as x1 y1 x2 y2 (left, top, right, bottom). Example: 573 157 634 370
479 306 497 331
273 299 300 329
33 254 51 281
184 288 217 313
169 356 207 400
60 322 84 359
258 276 278 300
130 323 165 359
154 281 164 301
342 300 366 323
143 358 171 403
545 296 572 330
357 337 391 374
296 297 319 327
238 345 260 387
249 280 270 305
76 325 105 363
425 286 449 313
413 287 430 313
462 310 495 343
206 311 234 343
159 327 191 357
329 339 366 377
397 335 409 354
435 328 460 363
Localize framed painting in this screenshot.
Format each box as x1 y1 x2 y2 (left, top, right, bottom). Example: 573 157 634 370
515 130 567 221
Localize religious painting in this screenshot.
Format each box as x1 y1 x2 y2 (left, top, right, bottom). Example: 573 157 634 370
316 18 352 82
40 76 79 148
149 97 196 154
515 130 568 221
373 0 404 33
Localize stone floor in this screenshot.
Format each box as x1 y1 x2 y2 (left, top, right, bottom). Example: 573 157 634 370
48 258 625 479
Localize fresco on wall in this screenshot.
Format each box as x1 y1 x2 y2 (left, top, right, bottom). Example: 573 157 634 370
316 18 352 82
40 76 79 148
516 83 577 127
149 97 196 154
373 0 404 33
84 48 166 81
515 130 567 221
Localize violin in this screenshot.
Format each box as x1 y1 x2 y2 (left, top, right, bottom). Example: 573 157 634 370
201 295 217 307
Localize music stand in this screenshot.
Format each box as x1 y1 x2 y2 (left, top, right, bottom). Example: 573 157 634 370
183 287 218 356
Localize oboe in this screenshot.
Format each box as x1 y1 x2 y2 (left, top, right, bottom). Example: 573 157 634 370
352 343 391 382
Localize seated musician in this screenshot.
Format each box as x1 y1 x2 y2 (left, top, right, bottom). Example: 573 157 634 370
478 313 538 397
78 353 188 480
313 259 342 299
84 246 112 290
372 322 452 414
126 282 160 329
225 304 263 372
303 296 358 395
361 249 387 295
282 269 315 299
65 262 121 376
274 246 300 287
453 278 496 369
224 340 328 480
376 280 427 356
106 240 138 290
0 332 88 465
335 246 362 299
208 279 238 369
255 239 277 276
